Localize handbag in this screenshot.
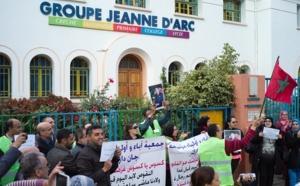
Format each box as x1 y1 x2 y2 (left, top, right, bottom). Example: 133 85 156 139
283 147 291 163
244 143 259 154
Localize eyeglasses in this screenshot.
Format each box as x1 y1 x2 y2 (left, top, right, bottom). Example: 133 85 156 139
132 126 138 129
265 120 272 123
38 163 50 170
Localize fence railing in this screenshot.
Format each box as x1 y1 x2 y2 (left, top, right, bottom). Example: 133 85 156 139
0 107 232 141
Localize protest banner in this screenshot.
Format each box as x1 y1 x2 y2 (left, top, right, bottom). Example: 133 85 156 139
168 133 209 186
107 136 166 186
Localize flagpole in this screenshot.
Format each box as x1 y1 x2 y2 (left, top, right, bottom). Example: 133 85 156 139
259 56 280 117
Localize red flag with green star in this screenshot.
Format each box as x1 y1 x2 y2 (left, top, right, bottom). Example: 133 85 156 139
265 60 298 104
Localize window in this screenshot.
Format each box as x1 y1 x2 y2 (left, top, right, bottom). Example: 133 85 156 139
169 62 180 86
224 0 241 22
175 0 198 16
195 62 206 70
30 56 52 97
239 65 250 74
115 0 145 8
0 54 11 98
70 58 89 98
119 56 140 69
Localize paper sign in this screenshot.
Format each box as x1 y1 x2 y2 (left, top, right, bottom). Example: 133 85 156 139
100 142 117 162
168 133 209 186
263 127 280 139
14 134 35 150
110 136 166 186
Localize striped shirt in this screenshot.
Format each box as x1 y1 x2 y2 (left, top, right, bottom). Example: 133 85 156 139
6 179 44 186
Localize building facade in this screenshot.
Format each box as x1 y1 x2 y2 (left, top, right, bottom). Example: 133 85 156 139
1 0 300 100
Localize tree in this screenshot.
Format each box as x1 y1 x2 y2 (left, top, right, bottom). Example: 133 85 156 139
164 43 240 108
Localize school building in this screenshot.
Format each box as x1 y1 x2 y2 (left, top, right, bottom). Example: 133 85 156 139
1 0 300 101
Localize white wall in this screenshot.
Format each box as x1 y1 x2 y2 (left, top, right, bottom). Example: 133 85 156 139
0 0 299 99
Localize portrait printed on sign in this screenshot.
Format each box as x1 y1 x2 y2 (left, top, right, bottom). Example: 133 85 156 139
148 84 165 109
223 130 241 141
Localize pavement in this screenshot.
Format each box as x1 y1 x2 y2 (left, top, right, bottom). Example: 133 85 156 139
273 175 285 186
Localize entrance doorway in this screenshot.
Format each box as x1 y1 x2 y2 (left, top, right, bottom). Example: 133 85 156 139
118 55 142 97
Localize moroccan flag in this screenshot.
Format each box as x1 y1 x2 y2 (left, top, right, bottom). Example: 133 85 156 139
265 60 298 104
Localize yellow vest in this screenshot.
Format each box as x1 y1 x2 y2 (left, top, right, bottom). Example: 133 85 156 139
0 136 20 185
139 120 162 138
198 137 233 186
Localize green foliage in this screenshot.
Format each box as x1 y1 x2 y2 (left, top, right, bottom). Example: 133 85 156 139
80 78 151 112
165 43 240 108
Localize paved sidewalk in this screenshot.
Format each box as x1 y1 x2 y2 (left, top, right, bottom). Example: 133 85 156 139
273 176 285 186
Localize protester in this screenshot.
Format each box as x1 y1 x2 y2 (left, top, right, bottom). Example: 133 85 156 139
36 122 55 156
72 128 88 160
274 110 291 178
190 166 220 186
198 118 262 186
77 125 121 186
0 119 26 185
223 116 244 174
0 133 34 177
46 129 77 179
138 100 171 138
163 124 189 186
285 119 300 186
250 116 282 186
43 117 56 142
193 115 211 136
122 122 143 140
6 152 64 186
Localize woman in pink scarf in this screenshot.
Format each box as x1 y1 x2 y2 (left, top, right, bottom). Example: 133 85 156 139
275 110 291 134
274 110 291 182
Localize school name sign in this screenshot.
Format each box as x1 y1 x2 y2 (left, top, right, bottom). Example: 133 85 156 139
40 2 195 39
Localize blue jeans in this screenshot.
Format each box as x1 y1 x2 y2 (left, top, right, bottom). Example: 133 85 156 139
288 169 300 186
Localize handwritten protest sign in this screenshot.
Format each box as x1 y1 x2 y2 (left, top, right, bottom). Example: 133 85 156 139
168 133 209 186
109 136 166 186
14 134 35 150
100 142 117 162
263 127 280 139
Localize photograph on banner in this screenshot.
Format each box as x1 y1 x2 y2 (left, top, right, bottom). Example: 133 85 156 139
107 136 166 186
168 133 209 186
148 84 165 109
223 130 241 141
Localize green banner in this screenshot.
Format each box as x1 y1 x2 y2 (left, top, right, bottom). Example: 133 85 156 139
49 16 82 28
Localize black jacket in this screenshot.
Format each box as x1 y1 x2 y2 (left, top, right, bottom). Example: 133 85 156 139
251 125 282 165
77 143 119 186
285 130 300 169
122 134 143 140
46 144 77 177
36 137 54 156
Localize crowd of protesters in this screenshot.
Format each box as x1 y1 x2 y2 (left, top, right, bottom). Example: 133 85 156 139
0 103 297 186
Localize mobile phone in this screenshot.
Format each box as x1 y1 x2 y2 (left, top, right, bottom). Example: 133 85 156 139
239 173 256 183
55 172 70 186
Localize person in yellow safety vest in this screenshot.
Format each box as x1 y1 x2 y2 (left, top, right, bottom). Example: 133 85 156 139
198 118 263 186
0 119 22 185
0 133 27 178
138 100 171 138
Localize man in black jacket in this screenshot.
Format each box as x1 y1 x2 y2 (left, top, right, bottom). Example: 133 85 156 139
77 125 121 186
46 129 77 178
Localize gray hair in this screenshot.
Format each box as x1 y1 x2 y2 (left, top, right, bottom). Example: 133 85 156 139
20 152 45 179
